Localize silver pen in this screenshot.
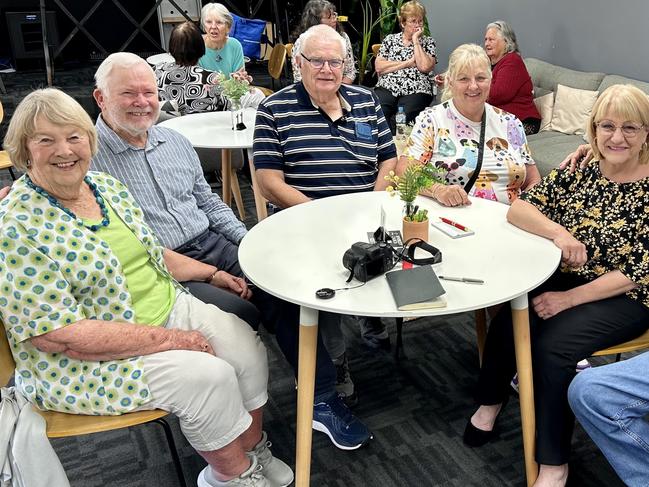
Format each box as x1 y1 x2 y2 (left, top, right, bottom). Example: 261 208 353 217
438 275 484 284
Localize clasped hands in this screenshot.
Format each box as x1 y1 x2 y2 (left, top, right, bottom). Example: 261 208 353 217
208 270 252 300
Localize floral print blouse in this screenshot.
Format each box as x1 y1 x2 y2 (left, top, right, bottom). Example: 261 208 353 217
522 164 649 308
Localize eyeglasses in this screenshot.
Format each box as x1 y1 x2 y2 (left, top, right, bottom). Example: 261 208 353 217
405 18 424 25
300 53 344 70
596 120 647 137
205 19 227 27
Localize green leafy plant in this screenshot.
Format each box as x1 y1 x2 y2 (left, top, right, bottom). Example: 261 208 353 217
216 73 250 105
385 162 445 221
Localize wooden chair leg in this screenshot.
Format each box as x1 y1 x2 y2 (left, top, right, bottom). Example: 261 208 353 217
475 308 487 366
230 170 246 220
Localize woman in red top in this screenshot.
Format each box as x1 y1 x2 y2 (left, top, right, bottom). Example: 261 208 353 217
484 20 541 135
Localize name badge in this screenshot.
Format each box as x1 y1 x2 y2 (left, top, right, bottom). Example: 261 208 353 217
355 122 373 140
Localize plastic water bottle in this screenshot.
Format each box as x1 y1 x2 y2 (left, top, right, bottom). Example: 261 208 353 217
395 105 407 141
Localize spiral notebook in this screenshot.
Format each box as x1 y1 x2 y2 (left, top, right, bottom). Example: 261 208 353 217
385 265 447 311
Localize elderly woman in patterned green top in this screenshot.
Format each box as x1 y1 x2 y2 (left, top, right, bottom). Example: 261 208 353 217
0 89 293 487
463 84 649 487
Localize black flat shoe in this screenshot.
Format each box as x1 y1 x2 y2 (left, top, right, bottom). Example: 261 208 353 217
463 396 509 448
463 418 499 447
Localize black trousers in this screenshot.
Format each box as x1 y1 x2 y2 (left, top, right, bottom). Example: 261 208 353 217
374 87 433 134
474 271 649 465
176 229 337 402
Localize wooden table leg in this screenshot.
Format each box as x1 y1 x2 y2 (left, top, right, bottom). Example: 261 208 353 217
246 149 268 221
221 148 232 207
511 293 538 486
296 306 318 487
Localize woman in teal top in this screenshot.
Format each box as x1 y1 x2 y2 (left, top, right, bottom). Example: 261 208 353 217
0 88 293 487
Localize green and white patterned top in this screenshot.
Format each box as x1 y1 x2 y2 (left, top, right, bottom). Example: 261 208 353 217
0 172 184 415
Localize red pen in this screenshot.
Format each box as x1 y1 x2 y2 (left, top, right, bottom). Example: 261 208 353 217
440 217 470 232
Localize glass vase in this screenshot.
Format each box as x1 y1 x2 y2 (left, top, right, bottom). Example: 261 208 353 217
229 99 246 131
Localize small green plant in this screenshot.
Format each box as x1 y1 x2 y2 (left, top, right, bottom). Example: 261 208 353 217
216 73 250 105
385 161 445 221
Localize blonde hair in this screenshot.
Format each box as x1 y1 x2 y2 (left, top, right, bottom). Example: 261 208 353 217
441 44 492 102
587 84 649 165
399 0 426 25
3 88 97 172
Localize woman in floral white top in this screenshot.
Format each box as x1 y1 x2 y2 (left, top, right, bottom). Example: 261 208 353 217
375 0 437 132
0 88 292 487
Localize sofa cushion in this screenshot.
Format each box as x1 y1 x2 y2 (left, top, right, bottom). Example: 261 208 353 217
524 58 605 99
534 93 554 131
550 84 599 135
527 132 586 177
598 74 649 96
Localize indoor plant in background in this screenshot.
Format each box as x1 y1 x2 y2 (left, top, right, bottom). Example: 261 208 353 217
216 72 250 130
385 160 444 242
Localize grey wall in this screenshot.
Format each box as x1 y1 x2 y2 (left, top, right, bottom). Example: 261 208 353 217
423 0 649 81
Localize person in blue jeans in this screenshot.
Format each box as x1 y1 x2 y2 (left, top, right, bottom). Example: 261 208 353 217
568 352 649 487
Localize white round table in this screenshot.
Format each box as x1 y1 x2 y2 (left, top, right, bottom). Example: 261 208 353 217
158 108 268 221
239 191 561 486
146 52 174 65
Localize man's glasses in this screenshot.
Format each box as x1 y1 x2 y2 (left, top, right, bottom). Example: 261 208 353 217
301 53 344 70
596 120 647 138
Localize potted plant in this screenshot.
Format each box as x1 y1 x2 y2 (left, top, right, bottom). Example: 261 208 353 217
385 161 445 242
216 73 250 130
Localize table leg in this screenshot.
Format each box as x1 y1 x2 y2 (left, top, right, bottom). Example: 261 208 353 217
230 170 246 220
246 149 268 221
511 293 538 486
221 148 232 207
295 306 318 487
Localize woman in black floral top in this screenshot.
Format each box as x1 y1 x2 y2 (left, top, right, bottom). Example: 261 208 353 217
464 84 649 487
374 0 436 132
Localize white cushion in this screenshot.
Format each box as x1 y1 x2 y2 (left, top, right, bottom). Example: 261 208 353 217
550 84 599 135
534 93 555 132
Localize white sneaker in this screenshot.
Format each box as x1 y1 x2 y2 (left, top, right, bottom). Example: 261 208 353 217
197 455 270 487
248 431 294 487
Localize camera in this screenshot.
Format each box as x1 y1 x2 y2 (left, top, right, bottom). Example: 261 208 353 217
342 242 396 282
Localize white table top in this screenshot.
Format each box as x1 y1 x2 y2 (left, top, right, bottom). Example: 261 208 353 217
146 53 174 65
158 109 256 149
239 192 561 317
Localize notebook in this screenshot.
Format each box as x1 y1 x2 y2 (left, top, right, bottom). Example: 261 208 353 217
431 220 474 239
385 265 447 311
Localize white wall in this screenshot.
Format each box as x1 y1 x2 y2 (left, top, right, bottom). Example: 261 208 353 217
423 0 649 81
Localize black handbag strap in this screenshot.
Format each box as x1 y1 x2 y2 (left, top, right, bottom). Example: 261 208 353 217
463 110 487 193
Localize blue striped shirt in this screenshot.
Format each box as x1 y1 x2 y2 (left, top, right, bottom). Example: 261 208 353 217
253 83 397 199
93 116 246 249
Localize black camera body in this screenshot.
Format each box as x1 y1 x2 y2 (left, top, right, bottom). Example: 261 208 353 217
342 242 396 282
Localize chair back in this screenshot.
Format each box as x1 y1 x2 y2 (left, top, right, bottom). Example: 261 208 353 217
592 328 649 356
0 99 4 124
0 323 16 387
372 44 381 57
268 43 287 80
285 43 293 58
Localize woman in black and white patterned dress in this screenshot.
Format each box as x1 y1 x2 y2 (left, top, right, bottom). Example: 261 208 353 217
375 0 436 133
155 21 228 116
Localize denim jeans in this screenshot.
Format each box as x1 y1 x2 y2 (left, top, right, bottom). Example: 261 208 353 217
568 351 649 486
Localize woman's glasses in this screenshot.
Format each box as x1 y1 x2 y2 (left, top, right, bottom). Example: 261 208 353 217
300 53 344 70
596 120 647 138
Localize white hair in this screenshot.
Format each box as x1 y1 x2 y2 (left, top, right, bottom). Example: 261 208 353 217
295 24 345 58
94 52 152 94
200 3 233 31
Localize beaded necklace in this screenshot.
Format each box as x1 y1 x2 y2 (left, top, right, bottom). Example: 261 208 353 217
25 175 110 231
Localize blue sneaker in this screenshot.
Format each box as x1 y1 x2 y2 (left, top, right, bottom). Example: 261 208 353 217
312 394 373 450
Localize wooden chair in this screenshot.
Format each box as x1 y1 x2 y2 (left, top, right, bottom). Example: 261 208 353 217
372 43 381 58
0 100 16 180
268 43 287 90
0 323 188 486
285 43 293 59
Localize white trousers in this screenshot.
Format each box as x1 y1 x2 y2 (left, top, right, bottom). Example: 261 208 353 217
134 291 268 451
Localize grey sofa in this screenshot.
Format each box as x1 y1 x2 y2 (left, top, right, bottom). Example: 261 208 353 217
524 58 649 176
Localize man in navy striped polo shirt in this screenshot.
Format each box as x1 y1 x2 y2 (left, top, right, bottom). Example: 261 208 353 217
254 24 398 450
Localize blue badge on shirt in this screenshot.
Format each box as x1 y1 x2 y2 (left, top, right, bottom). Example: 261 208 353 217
355 122 373 140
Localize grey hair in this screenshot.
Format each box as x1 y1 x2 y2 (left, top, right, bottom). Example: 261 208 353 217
295 24 345 59
441 44 492 102
94 52 152 94
200 3 233 31
486 20 519 54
